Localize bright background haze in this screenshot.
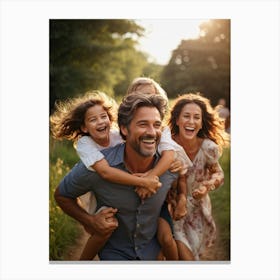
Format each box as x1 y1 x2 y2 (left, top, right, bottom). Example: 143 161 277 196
136 19 207 64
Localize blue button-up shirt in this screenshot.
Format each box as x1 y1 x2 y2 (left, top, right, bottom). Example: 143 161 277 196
58 143 178 260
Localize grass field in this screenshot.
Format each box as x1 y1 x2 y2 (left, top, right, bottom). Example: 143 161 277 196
210 146 230 260
49 139 80 260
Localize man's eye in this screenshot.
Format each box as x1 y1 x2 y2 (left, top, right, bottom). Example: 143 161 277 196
154 123 162 129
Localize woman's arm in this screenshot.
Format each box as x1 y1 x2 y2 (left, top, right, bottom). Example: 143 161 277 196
93 158 161 194
203 162 224 191
192 162 224 199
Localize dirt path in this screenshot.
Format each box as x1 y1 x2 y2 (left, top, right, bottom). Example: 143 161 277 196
64 224 100 261
64 192 228 261
64 225 227 261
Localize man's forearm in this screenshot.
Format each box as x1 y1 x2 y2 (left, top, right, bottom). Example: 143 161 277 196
54 187 91 227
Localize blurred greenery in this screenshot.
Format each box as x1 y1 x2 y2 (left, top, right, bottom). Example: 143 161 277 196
161 19 230 107
50 19 230 114
49 137 79 167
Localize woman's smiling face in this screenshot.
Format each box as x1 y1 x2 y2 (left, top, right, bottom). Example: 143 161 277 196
176 102 202 140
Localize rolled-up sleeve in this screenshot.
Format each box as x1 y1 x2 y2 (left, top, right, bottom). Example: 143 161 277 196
58 161 98 198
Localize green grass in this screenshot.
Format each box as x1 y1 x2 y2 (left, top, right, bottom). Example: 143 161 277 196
49 138 81 260
209 146 230 260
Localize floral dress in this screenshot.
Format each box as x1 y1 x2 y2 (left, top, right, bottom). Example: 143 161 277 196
172 138 224 260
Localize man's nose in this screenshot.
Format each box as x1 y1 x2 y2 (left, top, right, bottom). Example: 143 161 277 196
146 125 156 135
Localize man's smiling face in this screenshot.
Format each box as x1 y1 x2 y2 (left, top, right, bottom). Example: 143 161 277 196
121 106 162 157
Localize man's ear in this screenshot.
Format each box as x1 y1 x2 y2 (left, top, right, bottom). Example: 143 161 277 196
120 125 128 137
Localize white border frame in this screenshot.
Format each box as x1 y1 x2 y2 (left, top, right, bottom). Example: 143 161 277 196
1 1 279 279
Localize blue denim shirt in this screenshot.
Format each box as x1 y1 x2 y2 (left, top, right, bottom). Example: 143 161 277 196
58 143 178 260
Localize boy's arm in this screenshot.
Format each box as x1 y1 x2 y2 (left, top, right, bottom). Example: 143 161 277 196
135 150 177 199
148 150 175 177
173 174 187 220
93 158 161 193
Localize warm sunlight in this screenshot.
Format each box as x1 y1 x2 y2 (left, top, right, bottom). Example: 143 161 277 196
136 19 209 65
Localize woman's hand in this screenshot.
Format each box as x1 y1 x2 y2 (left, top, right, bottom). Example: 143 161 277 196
192 185 208 200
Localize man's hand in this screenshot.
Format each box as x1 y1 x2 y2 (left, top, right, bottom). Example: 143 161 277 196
54 187 118 237
83 207 118 236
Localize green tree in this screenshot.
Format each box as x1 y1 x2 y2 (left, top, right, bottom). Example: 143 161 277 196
50 19 145 113
161 19 230 107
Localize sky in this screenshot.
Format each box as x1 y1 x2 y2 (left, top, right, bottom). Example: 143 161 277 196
136 19 208 65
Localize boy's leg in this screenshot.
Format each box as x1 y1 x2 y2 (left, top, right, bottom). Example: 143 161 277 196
157 217 179 260
80 233 109 260
176 240 194 260
157 250 165 260
80 206 113 260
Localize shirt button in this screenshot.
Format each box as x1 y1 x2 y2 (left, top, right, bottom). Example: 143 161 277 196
134 233 137 238
136 223 140 228
135 246 138 250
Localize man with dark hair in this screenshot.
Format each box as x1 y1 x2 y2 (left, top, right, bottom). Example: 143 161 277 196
54 93 178 260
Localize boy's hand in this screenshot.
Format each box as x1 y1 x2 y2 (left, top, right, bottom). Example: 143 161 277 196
135 187 154 199
133 172 162 194
169 159 183 173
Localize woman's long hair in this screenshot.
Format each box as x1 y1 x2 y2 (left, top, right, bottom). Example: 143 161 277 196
168 93 230 153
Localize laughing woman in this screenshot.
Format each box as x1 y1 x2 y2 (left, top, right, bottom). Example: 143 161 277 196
168 93 229 260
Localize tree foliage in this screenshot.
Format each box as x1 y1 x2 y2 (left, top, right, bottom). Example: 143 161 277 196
50 19 150 113
160 19 230 107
